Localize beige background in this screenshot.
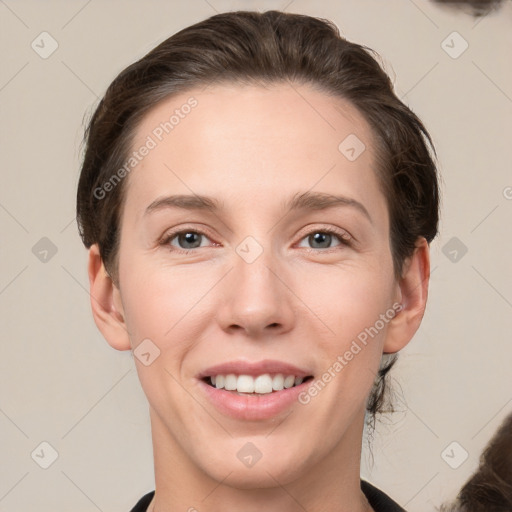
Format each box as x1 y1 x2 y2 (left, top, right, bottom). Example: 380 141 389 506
1 1 511 511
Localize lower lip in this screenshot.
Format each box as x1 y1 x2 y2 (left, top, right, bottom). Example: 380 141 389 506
198 379 311 421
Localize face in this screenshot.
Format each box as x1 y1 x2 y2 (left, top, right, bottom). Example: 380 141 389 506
109 83 404 488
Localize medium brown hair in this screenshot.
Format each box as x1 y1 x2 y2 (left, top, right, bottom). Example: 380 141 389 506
76 10 440 417
441 413 512 511
432 0 506 16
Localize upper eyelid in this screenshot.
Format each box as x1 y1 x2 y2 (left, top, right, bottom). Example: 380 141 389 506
297 225 351 239
160 224 215 243
294 227 353 249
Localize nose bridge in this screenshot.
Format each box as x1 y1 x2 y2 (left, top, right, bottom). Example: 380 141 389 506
236 243 278 296
217 238 294 335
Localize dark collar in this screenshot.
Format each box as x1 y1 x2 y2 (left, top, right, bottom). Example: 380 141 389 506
361 480 407 511
130 480 406 511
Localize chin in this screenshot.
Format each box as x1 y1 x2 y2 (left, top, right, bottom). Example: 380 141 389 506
200 441 312 489
217 463 305 490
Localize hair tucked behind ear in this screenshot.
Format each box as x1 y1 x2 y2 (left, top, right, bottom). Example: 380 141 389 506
366 354 398 425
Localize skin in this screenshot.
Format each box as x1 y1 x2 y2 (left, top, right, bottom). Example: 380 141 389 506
88 82 430 512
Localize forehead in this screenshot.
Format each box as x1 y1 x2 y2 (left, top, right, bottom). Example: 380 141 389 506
122 82 385 222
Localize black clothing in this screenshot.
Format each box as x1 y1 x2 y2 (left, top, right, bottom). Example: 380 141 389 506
130 480 406 511
361 480 406 511
130 490 154 512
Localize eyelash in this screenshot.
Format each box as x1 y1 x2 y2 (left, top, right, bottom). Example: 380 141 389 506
159 226 353 255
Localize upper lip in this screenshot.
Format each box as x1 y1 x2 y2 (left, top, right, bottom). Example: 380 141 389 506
198 359 312 379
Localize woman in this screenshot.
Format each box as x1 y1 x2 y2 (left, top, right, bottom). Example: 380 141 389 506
76 10 439 512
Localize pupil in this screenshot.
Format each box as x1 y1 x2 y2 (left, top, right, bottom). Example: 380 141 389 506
310 232 330 248
180 232 201 249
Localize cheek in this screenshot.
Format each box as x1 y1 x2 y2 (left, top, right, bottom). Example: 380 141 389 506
300 261 396 401
118 248 215 353
117 254 209 413
301 260 396 341
295 266 396 420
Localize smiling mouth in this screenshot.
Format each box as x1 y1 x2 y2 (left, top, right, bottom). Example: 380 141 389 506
202 373 314 395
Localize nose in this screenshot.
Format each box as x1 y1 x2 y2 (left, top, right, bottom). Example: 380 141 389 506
215 246 295 338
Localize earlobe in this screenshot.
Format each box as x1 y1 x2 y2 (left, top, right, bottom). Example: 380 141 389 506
383 237 430 354
87 244 131 351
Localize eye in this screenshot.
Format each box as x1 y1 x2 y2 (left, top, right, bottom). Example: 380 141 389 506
161 229 215 253
296 227 352 251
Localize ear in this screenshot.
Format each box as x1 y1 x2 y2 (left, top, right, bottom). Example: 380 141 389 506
383 237 430 354
87 244 131 351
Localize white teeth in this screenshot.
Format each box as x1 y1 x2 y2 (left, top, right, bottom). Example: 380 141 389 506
254 374 273 394
283 375 295 389
209 373 306 394
237 375 255 393
215 375 224 389
272 374 284 391
224 374 237 391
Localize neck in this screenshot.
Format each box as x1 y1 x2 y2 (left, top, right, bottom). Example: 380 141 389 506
147 407 373 512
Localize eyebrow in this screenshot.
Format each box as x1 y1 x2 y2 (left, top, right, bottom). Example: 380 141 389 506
144 191 372 222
